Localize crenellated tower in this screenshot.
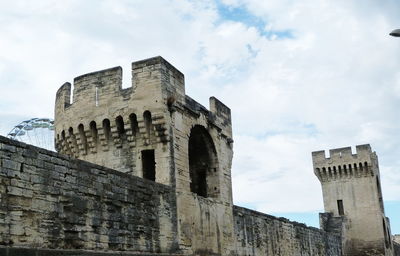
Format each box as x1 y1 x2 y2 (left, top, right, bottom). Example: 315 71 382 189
54 56 235 255
312 144 394 256
55 58 184 183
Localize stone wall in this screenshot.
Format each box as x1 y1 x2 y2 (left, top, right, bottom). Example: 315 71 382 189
0 135 179 253
0 246 185 256
0 134 347 256
394 242 400 256
233 206 342 256
55 57 180 182
171 96 235 255
312 145 392 255
0 134 345 256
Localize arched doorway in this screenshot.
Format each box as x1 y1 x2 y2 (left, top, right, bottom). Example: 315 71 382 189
188 125 219 198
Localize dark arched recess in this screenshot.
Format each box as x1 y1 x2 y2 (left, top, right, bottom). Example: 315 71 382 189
188 125 219 198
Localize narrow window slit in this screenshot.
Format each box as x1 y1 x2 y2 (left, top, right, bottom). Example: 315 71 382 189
337 200 344 216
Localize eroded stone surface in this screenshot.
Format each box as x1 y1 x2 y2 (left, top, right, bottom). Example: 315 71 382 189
313 145 395 256
54 56 235 255
0 136 178 253
1 57 397 256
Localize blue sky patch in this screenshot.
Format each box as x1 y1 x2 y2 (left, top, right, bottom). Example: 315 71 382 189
384 201 400 234
274 211 320 228
257 122 319 138
216 1 294 39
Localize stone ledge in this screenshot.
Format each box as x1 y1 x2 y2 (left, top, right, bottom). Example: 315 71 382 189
234 205 332 234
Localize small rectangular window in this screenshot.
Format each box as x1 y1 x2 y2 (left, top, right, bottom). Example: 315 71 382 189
337 200 344 216
142 150 155 181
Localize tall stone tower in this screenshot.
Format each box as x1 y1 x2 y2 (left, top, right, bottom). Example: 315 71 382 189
312 144 394 256
54 56 235 255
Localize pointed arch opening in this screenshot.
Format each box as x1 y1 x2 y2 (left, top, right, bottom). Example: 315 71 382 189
188 125 219 198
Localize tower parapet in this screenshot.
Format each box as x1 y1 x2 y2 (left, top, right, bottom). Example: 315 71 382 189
312 144 394 256
54 56 235 255
55 58 174 178
312 144 377 182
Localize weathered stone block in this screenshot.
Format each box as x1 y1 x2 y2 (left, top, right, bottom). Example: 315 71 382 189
1 160 20 171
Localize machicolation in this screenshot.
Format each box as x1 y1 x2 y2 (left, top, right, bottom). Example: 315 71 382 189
313 145 376 182
0 56 398 256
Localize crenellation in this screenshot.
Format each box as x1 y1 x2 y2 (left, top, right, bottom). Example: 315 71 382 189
73 66 123 106
313 144 393 255
55 82 72 110
55 56 233 195
209 97 232 138
313 144 372 166
132 56 185 99
312 144 377 183
4 56 396 255
329 146 352 158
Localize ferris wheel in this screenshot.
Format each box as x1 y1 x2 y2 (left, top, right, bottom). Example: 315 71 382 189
7 118 55 151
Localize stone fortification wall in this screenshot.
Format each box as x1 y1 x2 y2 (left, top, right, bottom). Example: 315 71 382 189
394 242 400 256
395 242 400 256
0 135 179 253
0 247 185 256
54 56 236 255
54 57 183 181
171 95 235 255
233 206 342 256
394 235 400 256
312 144 392 255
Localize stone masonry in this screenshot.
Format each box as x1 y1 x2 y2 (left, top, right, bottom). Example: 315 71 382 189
0 56 397 256
0 135 341 255
54 56 235 255
0 136 178 253
313 145 394 256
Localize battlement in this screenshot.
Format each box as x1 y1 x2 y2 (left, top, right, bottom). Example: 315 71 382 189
132 56 184 84
312 144 372 163
55 56 186 112
54 56 233 184
312 144 377 182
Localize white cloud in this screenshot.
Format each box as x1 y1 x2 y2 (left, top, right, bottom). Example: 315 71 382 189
0 0 399 231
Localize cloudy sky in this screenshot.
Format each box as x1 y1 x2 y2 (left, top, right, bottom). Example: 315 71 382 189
1 0 399 233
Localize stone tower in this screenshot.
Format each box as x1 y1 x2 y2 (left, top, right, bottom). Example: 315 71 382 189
54 56 235 255
312 144 394 256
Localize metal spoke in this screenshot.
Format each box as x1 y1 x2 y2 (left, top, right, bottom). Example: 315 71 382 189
7 118 55 151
